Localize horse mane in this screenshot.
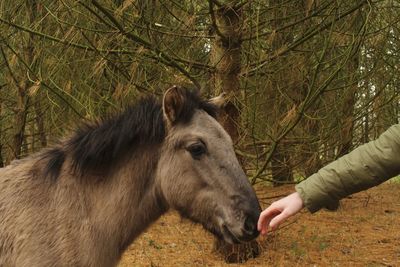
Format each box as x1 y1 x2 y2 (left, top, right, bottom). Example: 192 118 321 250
39 88 217 181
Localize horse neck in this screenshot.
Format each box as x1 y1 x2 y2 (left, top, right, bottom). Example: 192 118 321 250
86 145 167 257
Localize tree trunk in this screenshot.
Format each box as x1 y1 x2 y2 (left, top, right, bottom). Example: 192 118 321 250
303 118 323 177
12 88 28 159
210 2 242 143
336 12 362 158
0 144 3 168
0 102 3 167
268 0 295 186
336 85 357 158
34 97 47 148
10 0 39 159
271 145 293 185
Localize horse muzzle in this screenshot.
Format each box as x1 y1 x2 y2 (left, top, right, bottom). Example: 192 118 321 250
219 211 260 244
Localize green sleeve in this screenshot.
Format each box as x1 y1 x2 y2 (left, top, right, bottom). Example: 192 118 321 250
295 124 400 213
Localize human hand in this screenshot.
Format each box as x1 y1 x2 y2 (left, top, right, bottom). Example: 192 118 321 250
257 192 304 235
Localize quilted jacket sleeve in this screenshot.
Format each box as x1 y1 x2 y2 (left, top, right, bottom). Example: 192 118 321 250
295 124 400 213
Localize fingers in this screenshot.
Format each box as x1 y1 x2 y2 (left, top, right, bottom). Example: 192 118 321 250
257 206 281 235
268 211 290 231
257 192 305 235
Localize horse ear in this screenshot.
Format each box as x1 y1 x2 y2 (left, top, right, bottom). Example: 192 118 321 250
208 92 227 108
163 85 185 125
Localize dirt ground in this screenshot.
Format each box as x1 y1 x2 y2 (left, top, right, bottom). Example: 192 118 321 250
119 182 400 267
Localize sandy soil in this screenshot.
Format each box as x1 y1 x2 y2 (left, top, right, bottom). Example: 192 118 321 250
119 182 400 267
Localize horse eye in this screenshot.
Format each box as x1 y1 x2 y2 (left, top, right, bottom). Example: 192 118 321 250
187 143 206 159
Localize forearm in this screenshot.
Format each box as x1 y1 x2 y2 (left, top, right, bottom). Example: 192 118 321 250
296 124 400 213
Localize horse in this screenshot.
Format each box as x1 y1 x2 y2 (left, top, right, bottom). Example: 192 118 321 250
0 86 261 266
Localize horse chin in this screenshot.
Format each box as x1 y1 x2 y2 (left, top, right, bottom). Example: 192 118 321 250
176 208 245 244
221 224 242 244
217 222 260 244
177 209 224 240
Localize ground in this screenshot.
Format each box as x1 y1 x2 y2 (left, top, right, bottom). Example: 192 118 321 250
119 182 400 267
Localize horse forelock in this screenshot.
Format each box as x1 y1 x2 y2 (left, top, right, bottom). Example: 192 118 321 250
39 88 217 181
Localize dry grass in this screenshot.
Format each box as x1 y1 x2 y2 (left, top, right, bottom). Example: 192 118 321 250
119 183 400 266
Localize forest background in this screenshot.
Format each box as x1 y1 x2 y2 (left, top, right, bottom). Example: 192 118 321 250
0 0 399 186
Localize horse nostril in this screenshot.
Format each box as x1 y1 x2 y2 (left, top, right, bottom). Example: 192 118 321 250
244 215 257 234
